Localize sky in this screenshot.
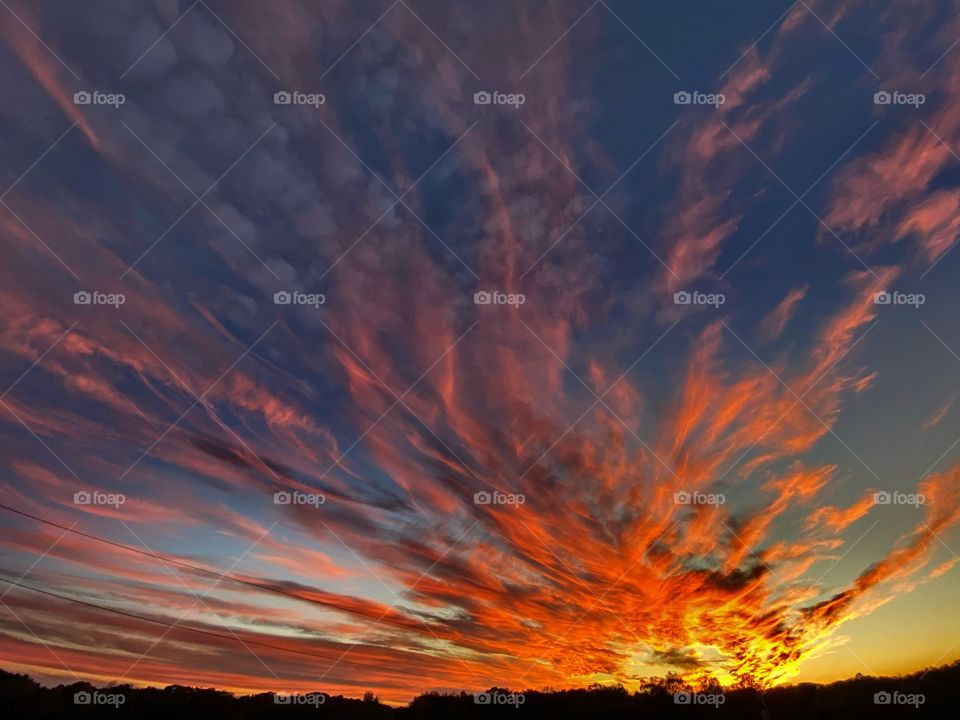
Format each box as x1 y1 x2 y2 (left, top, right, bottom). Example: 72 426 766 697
1 0 960 706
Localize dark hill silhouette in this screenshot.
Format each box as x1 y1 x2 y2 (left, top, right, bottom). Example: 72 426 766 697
1 662 957 719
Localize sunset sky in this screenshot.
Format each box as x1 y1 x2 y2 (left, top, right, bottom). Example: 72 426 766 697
1 0 960 706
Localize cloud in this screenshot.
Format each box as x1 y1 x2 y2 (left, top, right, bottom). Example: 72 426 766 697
1 0 959 703
759 285 808 341
922 397 954 430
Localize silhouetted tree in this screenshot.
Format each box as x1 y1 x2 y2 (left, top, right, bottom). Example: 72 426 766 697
695 674 723 694
3 662 959 718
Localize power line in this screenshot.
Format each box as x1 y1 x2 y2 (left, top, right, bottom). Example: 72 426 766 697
0 501 439 672
0 573 365 666
0 502 345 610
0 502 444 656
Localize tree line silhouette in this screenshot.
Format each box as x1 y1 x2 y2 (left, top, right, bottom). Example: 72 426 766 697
1 662 957 718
